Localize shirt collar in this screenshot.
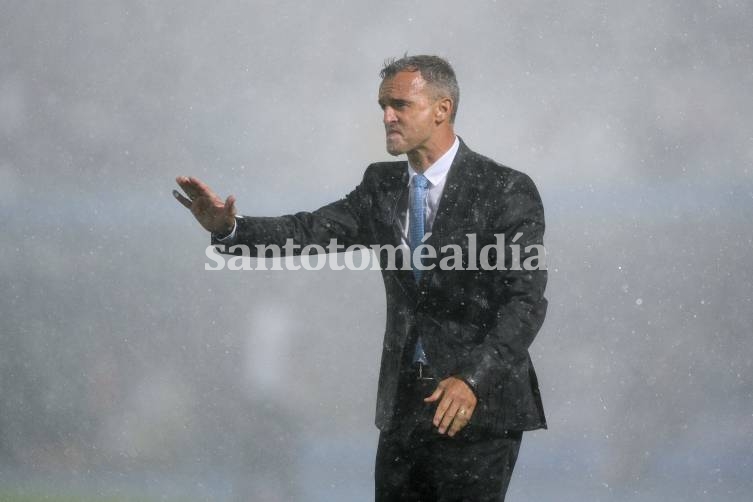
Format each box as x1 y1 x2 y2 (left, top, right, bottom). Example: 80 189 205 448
407 135 460 187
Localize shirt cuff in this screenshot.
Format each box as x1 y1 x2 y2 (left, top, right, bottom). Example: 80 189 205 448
213 219 238 242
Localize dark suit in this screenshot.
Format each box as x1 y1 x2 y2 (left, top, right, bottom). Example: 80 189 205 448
212 138 547 497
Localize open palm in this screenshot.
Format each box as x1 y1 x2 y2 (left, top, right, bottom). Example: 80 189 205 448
173 176 236 235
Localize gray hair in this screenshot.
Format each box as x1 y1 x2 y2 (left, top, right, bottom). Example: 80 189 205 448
380 54 460 123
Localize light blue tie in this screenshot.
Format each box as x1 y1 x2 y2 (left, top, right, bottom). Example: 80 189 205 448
410 173 430 365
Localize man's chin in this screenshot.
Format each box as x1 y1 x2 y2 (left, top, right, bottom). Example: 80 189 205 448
385 140 406 156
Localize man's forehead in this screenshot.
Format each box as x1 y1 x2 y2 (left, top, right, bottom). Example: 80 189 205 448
379 71 426 97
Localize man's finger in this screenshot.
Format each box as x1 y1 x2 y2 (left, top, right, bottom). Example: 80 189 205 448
175 176 194 194
438 401 461 434
433 394 454 428
176 176 210 200
424 382 445 403
172 189 192 209
447 415 469 437
424 380 445 403
188 176 217 197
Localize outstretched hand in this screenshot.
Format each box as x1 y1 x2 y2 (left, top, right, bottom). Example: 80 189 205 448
173 176 236 235
424 376 477 437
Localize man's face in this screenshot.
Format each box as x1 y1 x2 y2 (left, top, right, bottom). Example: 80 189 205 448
378 71 440 156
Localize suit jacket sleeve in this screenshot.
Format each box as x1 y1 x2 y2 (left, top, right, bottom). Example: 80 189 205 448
211 167 376 255
456 172 548 405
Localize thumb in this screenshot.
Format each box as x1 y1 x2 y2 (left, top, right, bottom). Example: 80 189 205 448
225 194 236 216
424 385 444 403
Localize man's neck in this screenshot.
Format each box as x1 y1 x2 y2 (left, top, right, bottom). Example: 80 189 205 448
407 130 456 172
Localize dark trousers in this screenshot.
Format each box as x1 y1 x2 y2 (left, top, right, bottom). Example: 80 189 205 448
375 370 522 502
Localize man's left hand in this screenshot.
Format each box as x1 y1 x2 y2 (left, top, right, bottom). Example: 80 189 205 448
424 377 477 437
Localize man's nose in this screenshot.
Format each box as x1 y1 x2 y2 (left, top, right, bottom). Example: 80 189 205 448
383 107 397 124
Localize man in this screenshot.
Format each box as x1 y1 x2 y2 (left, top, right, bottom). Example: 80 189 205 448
174 55 547 501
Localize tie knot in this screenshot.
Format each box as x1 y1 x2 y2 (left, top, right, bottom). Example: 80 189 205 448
413 174 429 190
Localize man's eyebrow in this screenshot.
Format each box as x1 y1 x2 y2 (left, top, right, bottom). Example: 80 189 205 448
378 97 409 107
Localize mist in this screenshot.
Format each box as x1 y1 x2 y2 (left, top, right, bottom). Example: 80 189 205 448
1 1 752 500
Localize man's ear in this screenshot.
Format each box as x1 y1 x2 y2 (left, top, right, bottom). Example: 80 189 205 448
434 97 453 123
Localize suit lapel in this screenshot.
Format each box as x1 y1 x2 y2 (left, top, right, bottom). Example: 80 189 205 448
389 175 408 247
426 138 475 245
375 165 418 296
